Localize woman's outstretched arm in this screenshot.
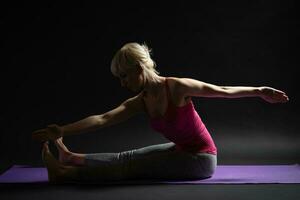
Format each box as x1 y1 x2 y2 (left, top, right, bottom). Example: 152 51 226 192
177 78 289 103
32 93 145 142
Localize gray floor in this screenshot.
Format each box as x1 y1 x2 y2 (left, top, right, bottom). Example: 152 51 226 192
1 182 299 200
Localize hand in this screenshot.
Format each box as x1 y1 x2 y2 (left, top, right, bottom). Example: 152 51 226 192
32 124 63 142
259 86 289 103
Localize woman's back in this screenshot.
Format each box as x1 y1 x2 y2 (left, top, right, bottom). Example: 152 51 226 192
143 78 217 154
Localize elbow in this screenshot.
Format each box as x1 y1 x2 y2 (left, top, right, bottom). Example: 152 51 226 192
94 114 106 128
218 86 231 97
220 86 230 92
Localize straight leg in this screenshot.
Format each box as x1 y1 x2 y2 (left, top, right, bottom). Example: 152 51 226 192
76 142 217 182
45 141 217 183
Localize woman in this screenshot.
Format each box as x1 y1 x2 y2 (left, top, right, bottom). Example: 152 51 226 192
32 42 289 183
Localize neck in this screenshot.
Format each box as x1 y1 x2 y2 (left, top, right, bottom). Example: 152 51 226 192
143 75 166 97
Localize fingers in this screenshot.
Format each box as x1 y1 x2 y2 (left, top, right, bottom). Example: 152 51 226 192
273 88 288 98
47 124 60 132
267 87 289 103
32 134 45 142
262 89 289 103
272 94 289 103
282 94 289 101
272 88 285 93
274 91 289 102
32 124 62 142
46 124 63 138
32 129 47 142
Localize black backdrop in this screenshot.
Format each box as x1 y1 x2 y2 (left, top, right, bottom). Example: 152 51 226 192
1 1 299 167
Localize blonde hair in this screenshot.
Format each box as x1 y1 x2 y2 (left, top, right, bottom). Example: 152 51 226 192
110 42 160 82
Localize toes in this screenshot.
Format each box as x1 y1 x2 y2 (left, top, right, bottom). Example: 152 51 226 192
54 140 59 146
56 139 70 153
54 137 61 143
54 137 64 146
44 141 49 148
42 142 50 159
42 142 49 153
42 143 63 167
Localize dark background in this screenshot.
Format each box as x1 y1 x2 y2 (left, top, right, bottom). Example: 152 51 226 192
1 0 299 170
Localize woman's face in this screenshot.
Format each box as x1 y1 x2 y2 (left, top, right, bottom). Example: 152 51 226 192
118 66 144 93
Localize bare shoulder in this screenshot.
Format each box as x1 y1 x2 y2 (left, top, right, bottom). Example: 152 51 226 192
169 76 202 84
167 76 199 90
167 76 195 84
122 92 145 114
166 77 194 101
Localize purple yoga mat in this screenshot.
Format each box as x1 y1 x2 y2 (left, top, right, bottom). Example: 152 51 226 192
0 164 299 184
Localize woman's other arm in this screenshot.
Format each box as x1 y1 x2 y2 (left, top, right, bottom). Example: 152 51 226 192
177 78 289 103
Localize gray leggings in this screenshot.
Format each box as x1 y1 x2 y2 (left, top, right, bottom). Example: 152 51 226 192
76 142 217 183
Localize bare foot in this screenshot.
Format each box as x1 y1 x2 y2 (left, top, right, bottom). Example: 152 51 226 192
54 137 73 165
42 142 69 183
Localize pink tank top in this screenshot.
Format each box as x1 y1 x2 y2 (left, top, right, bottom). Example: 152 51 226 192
143 78 217 155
